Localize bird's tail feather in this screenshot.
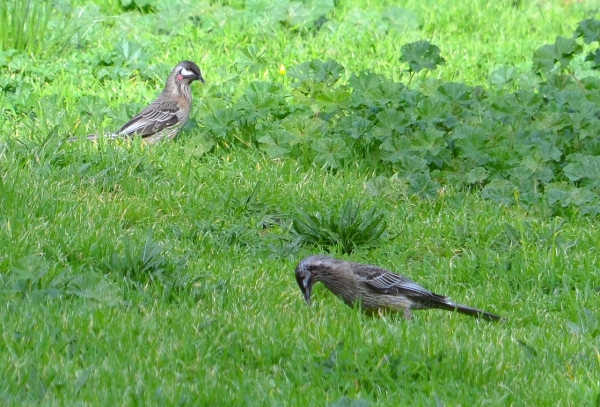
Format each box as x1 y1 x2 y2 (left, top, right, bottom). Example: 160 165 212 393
437 301 501 321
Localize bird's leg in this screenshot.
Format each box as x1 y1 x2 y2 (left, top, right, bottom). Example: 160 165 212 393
402 308 412 321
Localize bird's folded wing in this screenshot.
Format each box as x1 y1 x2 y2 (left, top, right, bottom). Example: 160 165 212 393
360 268 441 298
118 100 180 138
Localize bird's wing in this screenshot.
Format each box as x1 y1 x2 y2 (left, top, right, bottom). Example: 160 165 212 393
358 266 446 300
118 99 181 138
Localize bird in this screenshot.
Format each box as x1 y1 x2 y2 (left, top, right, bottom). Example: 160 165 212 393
295 255 501 321
69 60 204 144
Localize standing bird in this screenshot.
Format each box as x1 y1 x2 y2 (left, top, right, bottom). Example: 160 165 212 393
70 60 204 144
295 255 501 321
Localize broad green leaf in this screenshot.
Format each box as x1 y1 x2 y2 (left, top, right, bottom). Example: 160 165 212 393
466 167 489 184
349 71 385 94
380 136 412 163
515 156 554 184
514 89 543 113
236 81 285 121
246 0 289 19
183 135 215 158
344 8 380 29
288 59 344 88
437 82 472 102
569 187 598 206
234 46 267 71
415 97 450 120
410 127 446 158
336 115 372 141
573 19 600 44
281 112 326 141
563 154 600 186
489 66 518 87
584 49 600 70
205 108 238 137
381 7 420 32
532 36 582 75
312 137 349 168
546 183 573 207
481 179 517 206
375 109 407 133
285 0 334 29
10 255 49 293
314 88 351 109
257 130 295 158
399 40 445 73
407 172 439 199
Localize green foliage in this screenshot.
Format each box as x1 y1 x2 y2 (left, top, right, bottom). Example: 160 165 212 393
291 200 388 254
381 6 420 32
120 0 157 13
575 19 600 69
1 1 600 406
197 19 600 216
0 0 78 57
281 0 335 30
94 39 152 80
103 231 171 287
330 397 371 407
532 36 582 75
399 40 446 83
98 224 202 300
3 255 69 300
1 254 121 304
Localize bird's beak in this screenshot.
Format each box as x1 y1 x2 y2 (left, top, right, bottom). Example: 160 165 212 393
301 275 314 306
182 72 204 83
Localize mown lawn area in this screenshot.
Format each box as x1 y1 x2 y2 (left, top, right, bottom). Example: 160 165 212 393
1 0 600 405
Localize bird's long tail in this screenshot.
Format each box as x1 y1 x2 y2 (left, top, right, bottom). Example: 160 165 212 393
437 301 502 321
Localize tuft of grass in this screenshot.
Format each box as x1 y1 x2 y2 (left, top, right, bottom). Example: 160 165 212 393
102 230 175 291
0 0 78 57
291 200 388 254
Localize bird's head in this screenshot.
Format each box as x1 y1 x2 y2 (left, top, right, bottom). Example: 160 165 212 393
295 255 335 306
174 60 205 84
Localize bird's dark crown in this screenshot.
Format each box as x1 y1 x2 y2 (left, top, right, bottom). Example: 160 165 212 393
297 255 342 273
171 60 204 84
177 61 201 76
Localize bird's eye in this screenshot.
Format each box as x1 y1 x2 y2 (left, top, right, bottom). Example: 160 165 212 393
180 67 194 76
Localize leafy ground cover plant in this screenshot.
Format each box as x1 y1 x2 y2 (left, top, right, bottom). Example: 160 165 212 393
199 19 600 216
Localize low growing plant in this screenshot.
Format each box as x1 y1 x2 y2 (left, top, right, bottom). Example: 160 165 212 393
291 200 388 254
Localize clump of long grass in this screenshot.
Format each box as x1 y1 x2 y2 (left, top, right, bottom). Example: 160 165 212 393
291 200 388 254
0 0 78 57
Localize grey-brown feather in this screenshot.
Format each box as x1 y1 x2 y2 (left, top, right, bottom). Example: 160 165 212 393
117 98 186 143
68 60 203 144
295 255 501 321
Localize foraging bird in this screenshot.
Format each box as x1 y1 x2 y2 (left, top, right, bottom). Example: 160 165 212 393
295 255 501 321
70 60 204 144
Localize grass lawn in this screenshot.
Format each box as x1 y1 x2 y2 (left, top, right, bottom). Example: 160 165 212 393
1 0 600 405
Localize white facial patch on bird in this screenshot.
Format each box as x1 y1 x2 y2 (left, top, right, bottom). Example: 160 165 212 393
180 67 195 77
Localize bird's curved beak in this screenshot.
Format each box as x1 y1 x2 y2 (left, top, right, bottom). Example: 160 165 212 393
182 71 204 83
300 274 314 306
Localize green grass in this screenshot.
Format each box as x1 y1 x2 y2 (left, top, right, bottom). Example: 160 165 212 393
1 0 600 405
